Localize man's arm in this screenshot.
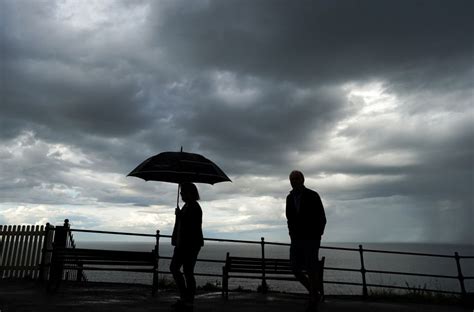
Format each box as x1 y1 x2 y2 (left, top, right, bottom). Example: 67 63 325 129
316 193 326 236
286 195 295 239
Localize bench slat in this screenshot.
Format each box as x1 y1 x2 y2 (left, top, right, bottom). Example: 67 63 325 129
60 260 154 266
56 248 153 259
62 266 156 273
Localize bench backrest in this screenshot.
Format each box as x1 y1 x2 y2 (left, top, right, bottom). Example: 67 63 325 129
226 254 324 275
227 256 291 273
54 248 156 265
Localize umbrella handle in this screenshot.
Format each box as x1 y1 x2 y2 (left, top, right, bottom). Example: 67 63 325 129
176 184 180 209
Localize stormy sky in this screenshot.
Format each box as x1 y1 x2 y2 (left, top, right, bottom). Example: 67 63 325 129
1 0 473 244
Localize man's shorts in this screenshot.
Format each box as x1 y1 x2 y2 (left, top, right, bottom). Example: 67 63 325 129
289 239 321 273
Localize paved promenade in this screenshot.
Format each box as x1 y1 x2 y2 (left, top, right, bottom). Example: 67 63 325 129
0 281 470 312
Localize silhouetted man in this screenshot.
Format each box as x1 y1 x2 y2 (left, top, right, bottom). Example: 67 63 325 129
286 170 326 312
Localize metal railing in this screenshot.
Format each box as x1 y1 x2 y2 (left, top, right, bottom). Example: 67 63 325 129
65 224 473 298
2 218 466 297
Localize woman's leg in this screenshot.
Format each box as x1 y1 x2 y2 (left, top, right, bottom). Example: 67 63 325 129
182 246 201 303
170 247 187 300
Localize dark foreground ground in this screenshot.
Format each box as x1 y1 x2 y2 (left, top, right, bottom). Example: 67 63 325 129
0 281 471 312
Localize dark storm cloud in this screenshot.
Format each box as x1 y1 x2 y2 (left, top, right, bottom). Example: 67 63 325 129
166 76 352 174
152 0 473 86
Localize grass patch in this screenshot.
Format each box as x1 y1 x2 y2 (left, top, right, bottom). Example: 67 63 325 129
198 281 221 291
369 283 462 305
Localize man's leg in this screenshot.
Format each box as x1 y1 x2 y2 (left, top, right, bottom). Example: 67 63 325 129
308 270 319 302
290 241 311 291
307 241 322 310
293 270 311 291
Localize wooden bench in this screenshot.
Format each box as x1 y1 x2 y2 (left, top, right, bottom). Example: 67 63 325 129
222 253 325 299
48 247 159 295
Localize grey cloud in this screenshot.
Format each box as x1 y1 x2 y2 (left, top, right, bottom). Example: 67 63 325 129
151 0 473 87
162 77 354 175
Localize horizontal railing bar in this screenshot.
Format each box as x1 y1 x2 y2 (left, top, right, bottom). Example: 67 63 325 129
264 241 289 247
361 248 455 258
321 246 360 252
366 269 458 279
265 241 360 252
69 228 155 237
323 280 364 287
193 237 261 245
157 256 225 264
324 266 361 273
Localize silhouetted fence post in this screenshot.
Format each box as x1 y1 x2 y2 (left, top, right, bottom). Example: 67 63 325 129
39 223 54 281
359 244 368 298
49 219 69 285
454 252 466 299
153 230 160 295
260 237 268 293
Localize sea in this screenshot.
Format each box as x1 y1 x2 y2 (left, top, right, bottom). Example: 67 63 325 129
77 241 474 295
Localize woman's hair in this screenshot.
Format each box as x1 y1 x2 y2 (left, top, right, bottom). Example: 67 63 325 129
180 182 200 201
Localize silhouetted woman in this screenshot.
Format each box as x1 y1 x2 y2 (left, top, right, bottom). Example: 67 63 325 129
170 182 204 310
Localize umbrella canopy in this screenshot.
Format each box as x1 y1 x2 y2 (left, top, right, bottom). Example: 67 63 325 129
127 151 231 184
128 150 231 208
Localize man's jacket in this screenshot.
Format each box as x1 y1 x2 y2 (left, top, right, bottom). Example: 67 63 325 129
286 187 327 241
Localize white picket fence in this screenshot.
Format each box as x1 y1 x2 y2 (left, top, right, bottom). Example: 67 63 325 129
0 224 53 279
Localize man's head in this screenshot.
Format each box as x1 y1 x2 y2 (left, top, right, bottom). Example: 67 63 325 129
289 170 305 190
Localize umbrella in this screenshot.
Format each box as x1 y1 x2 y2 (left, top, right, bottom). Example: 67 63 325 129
127 149 231 207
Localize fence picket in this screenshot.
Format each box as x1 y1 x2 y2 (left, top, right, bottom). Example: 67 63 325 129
25 225 33 278
8 225 20 278
12 225 20 278
2 226 11 277
19 225 28 278
31 225 41 279
22 225 33 278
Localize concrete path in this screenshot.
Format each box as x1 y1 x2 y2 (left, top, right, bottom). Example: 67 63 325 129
0 281 470 312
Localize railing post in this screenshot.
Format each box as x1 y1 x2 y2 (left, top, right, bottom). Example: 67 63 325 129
454 252 466 299
359 244 368 298
152 230 160 295
63 219 71 281
260 237 267 293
